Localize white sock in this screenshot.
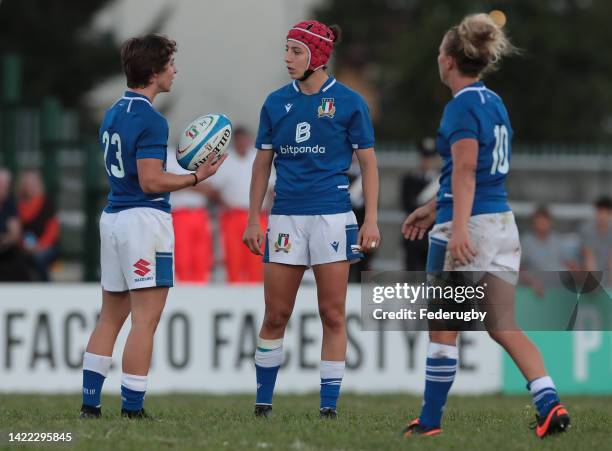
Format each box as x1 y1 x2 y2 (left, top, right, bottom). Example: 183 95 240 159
320 360 345 379
427 342 458 359
83 352 112 377
121 373 148 392
529 376 556 395
255 337 283 368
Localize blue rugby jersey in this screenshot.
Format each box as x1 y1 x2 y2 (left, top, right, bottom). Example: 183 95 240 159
256 77 375 215
101 91 170 213
436 81 512 224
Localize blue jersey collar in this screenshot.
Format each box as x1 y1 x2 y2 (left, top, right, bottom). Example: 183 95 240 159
292 76 337 95
123 90 153 104
454 81 485 98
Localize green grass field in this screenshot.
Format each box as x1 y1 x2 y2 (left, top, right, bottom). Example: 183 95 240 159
1 394 610 451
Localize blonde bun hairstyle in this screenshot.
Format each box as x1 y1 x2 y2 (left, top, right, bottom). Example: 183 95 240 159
444 13 517 77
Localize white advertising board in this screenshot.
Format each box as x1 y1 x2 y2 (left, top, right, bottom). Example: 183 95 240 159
0 285 501 394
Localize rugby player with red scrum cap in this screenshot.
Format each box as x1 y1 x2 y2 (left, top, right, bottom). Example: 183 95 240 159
243 20 380 419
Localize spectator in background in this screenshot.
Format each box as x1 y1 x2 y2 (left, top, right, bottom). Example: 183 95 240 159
0 169 20 249
521 206 577 271
520 206 578 296
208 126 273 283
0 168 32 281
166 149 214 283
400 138 440 270
579 196 611 272
16 169 59 281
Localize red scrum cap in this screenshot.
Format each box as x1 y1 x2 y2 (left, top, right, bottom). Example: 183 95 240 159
287 21 336 72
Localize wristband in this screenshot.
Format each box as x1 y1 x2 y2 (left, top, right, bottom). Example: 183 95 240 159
192 173 198 186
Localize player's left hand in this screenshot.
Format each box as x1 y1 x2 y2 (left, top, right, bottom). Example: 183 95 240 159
195 153 228 183
243 223 265 256
358 220 380 253
448 228 477 266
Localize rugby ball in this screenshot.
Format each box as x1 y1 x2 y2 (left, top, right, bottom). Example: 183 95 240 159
176 114 232 170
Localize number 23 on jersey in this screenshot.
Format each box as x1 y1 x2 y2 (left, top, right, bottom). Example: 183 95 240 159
103 130 125 179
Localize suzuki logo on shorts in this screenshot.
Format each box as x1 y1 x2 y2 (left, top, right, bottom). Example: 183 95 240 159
295 122 311 143
133 259 151 277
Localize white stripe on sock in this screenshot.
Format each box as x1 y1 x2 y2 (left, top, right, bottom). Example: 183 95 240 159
426 365 457 372
425 375 456 382
83 352 112 377
121 373 148 392
320 360 345 380
533 389 557 402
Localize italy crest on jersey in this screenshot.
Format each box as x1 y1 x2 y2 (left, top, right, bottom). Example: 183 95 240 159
317 98 336 118
274 233 291 253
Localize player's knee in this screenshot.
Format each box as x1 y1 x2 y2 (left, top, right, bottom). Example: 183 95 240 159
131 311 163 332
97 315 128 333
262 309 291 331
319 306 345 332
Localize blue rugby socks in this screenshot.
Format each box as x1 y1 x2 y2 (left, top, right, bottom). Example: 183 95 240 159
418 342 458 429
82 352 113 408
320 360 344 410
528 376 560 418
254 337 283 406
121 373 148 412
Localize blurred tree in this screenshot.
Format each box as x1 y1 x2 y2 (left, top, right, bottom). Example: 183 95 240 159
0 0 174 132
316 0 612 144
0 0 120 109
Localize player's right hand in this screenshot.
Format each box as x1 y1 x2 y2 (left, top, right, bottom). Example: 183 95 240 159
448 228 477 266
401 206 436 241
243 223 265 256
195 153 228 183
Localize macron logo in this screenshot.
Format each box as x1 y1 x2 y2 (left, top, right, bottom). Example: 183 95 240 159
285 103 293 113
331 241 339 252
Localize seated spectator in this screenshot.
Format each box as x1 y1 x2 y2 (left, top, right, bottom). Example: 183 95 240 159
208 126 273 283
521 206 576 271
16 170 59 281
0 168 33 281
520 206 577 296
579 196 611 272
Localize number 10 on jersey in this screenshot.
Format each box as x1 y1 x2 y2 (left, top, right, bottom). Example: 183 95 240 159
490 124 509 175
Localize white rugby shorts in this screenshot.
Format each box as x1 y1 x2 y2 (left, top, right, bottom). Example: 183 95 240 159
264 212 363 266
426 211 521 284
100 207 174 291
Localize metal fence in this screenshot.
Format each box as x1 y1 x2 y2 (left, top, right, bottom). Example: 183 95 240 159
0 54 105 281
